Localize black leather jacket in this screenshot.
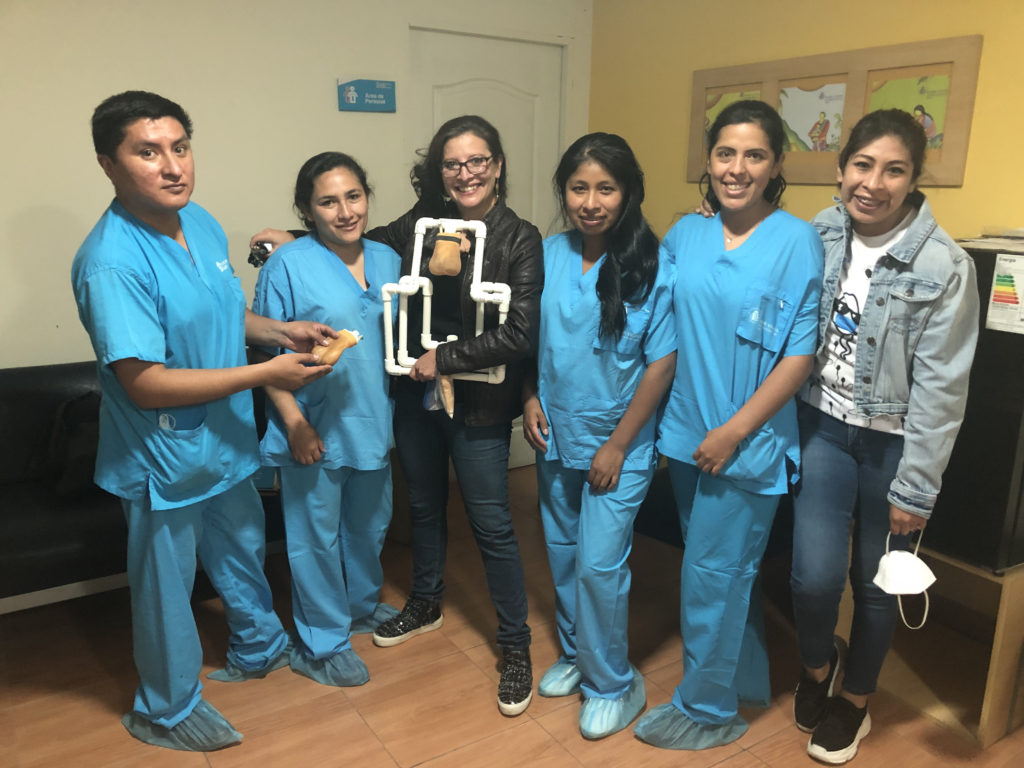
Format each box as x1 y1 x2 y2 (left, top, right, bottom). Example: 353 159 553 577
367 199 543 427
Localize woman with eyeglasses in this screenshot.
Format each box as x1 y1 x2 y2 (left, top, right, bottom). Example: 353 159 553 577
364 114 542 717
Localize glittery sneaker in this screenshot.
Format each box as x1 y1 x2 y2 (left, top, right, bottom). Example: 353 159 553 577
372 597 443 647
497 647 533 716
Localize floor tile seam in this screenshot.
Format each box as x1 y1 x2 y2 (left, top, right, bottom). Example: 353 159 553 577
346 697 403 768
348 643 472 694
405 717 534 767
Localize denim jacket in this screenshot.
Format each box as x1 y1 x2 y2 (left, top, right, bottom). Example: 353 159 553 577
812 197 979 518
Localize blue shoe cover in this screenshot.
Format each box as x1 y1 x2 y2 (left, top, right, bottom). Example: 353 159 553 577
121 699 242 752
634 703 748 750
538 658 582 697
351 602 401 635
578 666 646 739
290 647 369 687
208 636 293 682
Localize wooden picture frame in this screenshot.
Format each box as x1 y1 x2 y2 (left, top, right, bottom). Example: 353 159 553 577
687 36 982 186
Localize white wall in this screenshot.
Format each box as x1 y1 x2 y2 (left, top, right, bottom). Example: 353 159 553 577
0 0 592 368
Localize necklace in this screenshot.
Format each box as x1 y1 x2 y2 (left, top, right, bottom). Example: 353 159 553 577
723 207 774 246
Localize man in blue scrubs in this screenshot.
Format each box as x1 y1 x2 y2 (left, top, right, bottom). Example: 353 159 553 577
71 91 335 752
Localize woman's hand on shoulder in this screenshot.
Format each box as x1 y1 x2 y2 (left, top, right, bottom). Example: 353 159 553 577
522 395 549 452
249 228 297 251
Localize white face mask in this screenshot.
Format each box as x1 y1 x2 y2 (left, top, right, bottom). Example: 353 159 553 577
873 532 935 629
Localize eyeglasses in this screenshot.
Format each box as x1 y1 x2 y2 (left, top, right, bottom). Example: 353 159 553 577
441 155 493 176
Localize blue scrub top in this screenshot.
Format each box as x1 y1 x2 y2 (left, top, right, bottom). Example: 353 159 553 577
252 235 401 470
537 231 676 470
657 210 823 494
71 200 259 509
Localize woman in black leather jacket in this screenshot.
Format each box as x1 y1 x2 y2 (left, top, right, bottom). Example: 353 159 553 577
372 116 542 719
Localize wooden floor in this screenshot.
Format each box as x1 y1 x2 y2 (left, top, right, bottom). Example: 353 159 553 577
3 465 1023 767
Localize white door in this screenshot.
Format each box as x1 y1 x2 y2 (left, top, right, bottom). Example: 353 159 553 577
409 27 566 468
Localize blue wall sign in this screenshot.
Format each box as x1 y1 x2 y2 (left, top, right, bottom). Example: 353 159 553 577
337 79 396 113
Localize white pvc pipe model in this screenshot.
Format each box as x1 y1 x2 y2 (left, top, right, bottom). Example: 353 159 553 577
380 218 510 383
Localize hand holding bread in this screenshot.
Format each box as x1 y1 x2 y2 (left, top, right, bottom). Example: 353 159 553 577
312 329 361 365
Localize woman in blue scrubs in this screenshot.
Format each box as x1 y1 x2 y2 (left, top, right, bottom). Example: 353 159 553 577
253 152 401 687
522 133 676 739
634 101 823 750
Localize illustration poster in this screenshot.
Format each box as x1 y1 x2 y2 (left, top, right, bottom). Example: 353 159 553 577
867 64 951 149
779 79 846 153
986 254 1024 335
704 86 761 139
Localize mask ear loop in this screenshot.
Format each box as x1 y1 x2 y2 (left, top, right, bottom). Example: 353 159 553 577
890 531 930 631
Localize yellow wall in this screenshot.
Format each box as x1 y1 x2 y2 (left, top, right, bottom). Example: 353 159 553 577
590 0 1023 239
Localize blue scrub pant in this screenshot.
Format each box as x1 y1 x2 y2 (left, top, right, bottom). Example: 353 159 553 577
123 480 287 727
667 460 778 724
279 464 392 658
393 382 530 649
537 460 653 698
790 402 908 695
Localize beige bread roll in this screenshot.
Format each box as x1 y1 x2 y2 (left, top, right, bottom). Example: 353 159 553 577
313 329 360 365
429 231 462 276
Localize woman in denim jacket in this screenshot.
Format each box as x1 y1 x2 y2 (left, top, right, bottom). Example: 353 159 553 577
790 109 979 764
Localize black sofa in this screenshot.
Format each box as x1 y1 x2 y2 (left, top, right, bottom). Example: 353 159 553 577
0 362 126 600
0 362 285 604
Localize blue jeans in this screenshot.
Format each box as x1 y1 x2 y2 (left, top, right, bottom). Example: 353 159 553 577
393 381 530 649
790 401 910 696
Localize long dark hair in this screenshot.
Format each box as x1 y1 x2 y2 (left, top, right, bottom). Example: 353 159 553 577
839 109 926 208
699 99 788 212
554 133 659 340
410 115 507 216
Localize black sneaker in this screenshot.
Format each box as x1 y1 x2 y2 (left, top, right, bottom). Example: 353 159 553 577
808 695 870 764
794 636 848 732
372 597 443 647
497 647 533 716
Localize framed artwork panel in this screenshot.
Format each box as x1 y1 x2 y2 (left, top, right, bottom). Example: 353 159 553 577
687 36 982 185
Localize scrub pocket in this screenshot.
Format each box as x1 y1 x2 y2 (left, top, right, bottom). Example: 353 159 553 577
719 420 783 484
593 307 649 356
736 284 794 353
546 400 620 467
147 409 224 505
